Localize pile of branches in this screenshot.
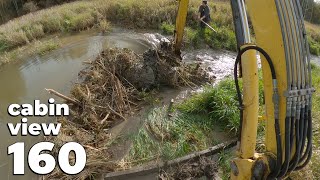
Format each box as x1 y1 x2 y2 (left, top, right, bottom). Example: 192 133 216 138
45 44 210 179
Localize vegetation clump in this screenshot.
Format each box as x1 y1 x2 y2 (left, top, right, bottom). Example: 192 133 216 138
177 79 241 133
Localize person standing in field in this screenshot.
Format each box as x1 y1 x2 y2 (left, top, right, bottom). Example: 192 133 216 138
198 0 211 29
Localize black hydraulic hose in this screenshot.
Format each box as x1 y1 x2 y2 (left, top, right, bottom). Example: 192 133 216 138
299 106 308 161
234 46 277 140
278 117 292 178
234 53 243 142
269 118 283 179
299 107 305 153
288 111 302 172
298 107 310 163
290 116 295 152
233 46 282 179
295 110 313 170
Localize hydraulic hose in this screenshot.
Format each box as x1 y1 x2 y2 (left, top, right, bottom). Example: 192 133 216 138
299 106 308 159
273 0 314 178
233 46 282 179
232 0 314 178
295 110 313 170
288 117 301 172
299 108 311 163
277 117 291 177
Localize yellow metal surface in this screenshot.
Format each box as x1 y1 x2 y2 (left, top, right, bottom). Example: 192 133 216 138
174 0 189 54
231 158 255 180
238 45 259 159
245 0 288 156
232 154 270 180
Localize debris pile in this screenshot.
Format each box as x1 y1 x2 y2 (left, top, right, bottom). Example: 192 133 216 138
45 43 211 179
158 157 218 180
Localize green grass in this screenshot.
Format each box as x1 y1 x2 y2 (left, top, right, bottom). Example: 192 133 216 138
306 22 320 56
310 63 320 178
127 107 220 165
0 38 60 64
218 151 234 180
177 79 242 134
160 22 175 35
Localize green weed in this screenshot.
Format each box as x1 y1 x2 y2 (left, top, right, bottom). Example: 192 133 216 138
0 38 60 62
204 24 237 51
177 79 241 133
160 22 175 35
128 129 160 164
127 107 219 165
218 151 233 180
35 39 60 55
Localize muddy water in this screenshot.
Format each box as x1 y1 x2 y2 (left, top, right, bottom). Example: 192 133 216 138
0 29 152 180
0 29 237 180
183 49 236 81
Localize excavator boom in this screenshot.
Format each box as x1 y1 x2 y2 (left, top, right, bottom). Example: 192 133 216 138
173 0 315 179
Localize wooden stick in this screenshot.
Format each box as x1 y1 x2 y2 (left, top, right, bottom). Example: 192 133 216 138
105 139 237 179
201 19 217 32
100 113 110 125
45 88 81 105
106 104 127 121
45 88 127 121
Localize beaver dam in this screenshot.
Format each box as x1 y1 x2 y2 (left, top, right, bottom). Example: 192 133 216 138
43 40 224 179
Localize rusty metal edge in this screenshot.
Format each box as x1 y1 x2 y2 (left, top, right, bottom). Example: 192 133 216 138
105 139 238 180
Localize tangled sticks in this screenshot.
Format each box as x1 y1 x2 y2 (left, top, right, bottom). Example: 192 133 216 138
45 44 210 179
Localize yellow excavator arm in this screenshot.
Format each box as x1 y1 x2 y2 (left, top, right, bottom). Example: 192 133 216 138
174 0 315 179
174 0 189 55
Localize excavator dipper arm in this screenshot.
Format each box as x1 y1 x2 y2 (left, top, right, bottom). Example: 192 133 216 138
173 0 315 179
230 0 315 179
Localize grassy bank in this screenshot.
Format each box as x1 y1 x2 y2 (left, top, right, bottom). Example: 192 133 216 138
1 0 319 64
125 79 239 168
0 0 237 64
0 38 60 65
306 22 320 56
